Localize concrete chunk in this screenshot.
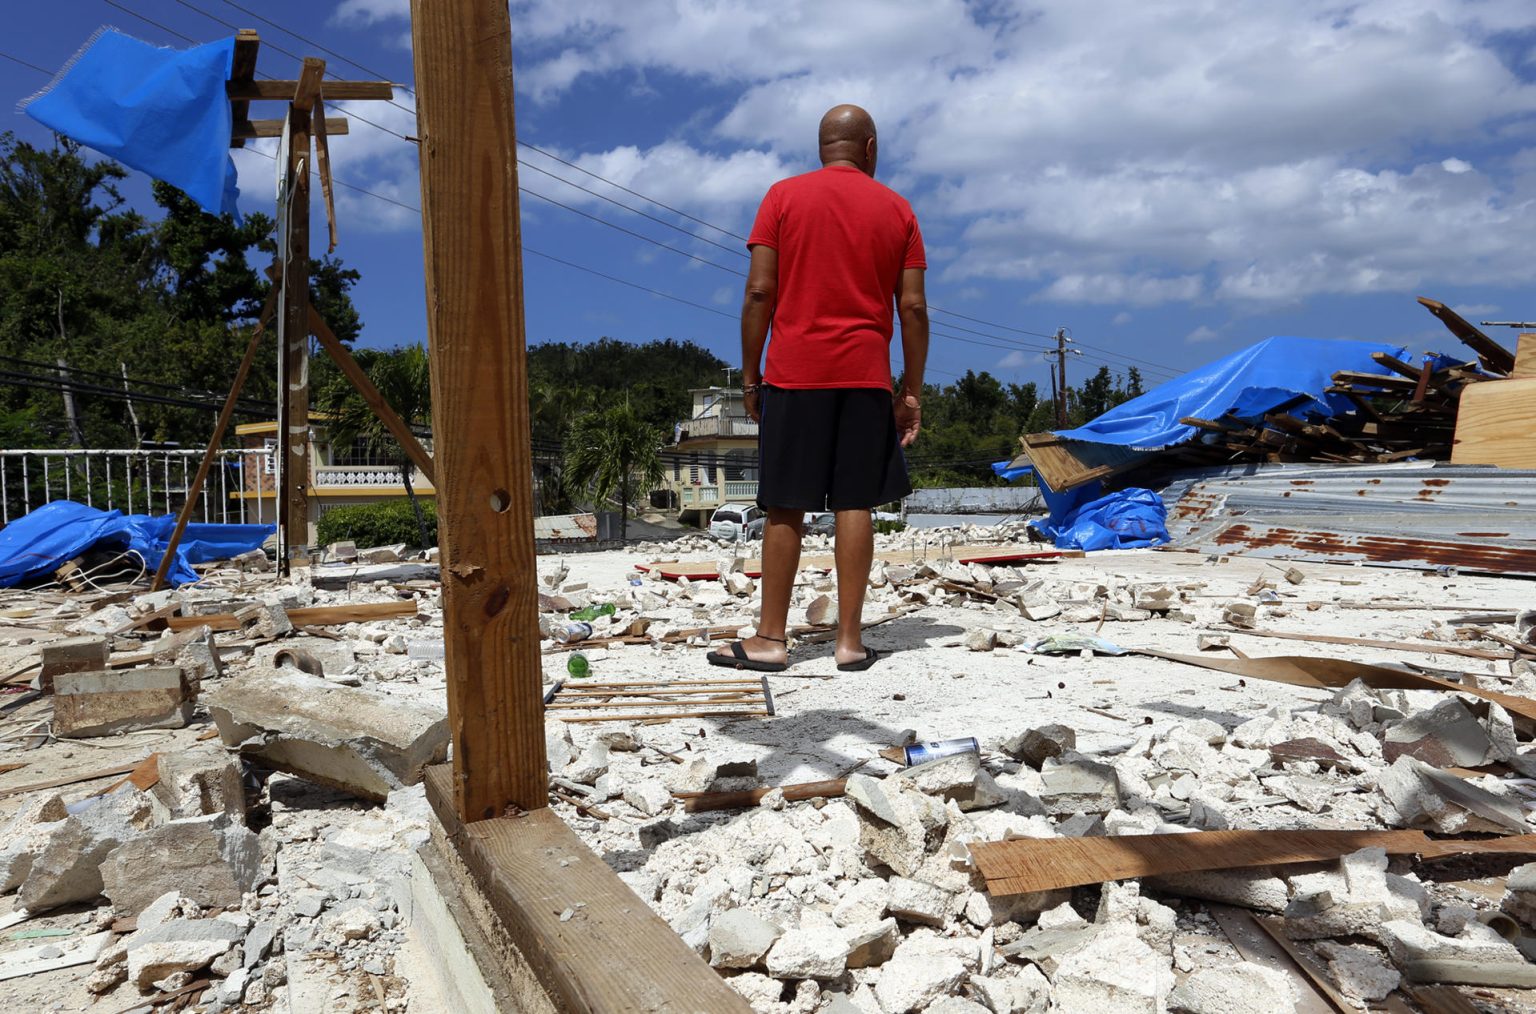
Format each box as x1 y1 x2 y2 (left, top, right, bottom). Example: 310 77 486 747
53 667 192 738
20 789 152 913
124 917 244 990
149 743 244 821
873 951 967 1013
763 924 847 979
38 636 109 693
707 909 781 969
1382 698 1493 768
1000 724 1076 769
1168 961 1297 1014
0 793 68 892
205 670 448 801
886 876 953 927
844 918 899 969
102 813 260 916
1039 752 1121 815
1050 923 1175 1014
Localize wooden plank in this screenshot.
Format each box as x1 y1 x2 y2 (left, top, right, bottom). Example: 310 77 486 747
313 97 339 253
423 766 750 1011
1018 431 1152 491
228 80 396 101
279 93 314 571
1213 627 1511 662
0 760 144 800
227 29 260 149
1406 985 1485 1014
411 0 548 818
165 600 418 631
1513 334 1536 379
1247 916 1355 1014
1450 377 1536 468
310 308 436 485
679 778 847 813
1140 649 1536 722
1418 297 1516 375
151 279 279 591
972 829 1536 896
232 117 349 139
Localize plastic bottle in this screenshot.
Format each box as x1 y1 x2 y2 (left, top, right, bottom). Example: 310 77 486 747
902 737 979 767
553 621 594 644
567 651 592 678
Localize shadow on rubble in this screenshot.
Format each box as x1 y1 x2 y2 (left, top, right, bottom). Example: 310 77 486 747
1137 698 1252 730
773 614 969 669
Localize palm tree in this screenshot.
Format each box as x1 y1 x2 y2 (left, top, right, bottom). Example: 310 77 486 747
318 344 434 548
563 398 665 540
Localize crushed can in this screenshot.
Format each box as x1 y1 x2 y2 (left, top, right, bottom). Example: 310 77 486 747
903 737 980 767
553 621 594 644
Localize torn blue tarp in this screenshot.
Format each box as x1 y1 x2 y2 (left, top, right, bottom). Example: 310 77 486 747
22 29 240 219
0 501 272 588
1054 336 1407 451
1031 487 1169 552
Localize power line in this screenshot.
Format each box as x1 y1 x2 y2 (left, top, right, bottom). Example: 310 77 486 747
0 48 53 76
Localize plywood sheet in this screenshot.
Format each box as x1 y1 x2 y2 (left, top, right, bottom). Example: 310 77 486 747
1451 377 1536 468
1513 334 1536 379
1019 432 1152 491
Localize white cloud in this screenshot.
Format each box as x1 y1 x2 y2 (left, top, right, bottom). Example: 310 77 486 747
1112 312 1133 326
328 0 1536 307
1186 325 1220 344
997 350 1042 369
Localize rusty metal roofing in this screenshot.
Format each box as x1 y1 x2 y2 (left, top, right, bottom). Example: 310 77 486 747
1159 462 1536 577
534 513 598 541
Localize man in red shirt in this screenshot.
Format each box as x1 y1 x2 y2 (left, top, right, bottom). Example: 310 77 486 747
708 104 928 674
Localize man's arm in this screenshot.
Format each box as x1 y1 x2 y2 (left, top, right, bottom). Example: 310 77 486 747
893 266 928 447
741 244 778 422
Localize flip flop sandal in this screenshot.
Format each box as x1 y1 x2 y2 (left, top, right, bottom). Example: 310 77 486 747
836 647 881 672
707 640 787 673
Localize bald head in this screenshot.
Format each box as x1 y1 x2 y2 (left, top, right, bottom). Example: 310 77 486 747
818 104 878 175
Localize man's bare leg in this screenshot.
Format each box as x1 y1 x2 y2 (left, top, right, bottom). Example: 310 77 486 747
833 508 874 665
735 507 802 664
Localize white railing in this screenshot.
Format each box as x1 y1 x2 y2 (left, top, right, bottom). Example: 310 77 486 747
0 448 273 526
313 464 435 489
678 416 759 439
678 480 758 508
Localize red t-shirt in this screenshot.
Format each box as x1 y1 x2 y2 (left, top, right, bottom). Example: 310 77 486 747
747 165 926 389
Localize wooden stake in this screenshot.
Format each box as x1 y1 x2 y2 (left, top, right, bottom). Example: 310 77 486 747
411 0 547 818
150 280 280 591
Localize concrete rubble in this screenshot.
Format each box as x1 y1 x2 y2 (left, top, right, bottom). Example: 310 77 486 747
0 523 1535 1012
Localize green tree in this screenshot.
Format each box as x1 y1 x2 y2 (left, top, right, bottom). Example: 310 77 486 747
316 344 434 547
562 398 665 539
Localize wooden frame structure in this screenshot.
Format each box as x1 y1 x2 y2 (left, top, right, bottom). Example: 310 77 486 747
409 2 750 1008
150 32 432 589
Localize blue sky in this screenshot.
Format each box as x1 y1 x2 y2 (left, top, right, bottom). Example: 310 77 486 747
6 1 1536 394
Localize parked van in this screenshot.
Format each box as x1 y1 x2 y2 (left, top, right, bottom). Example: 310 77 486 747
708 503 763 541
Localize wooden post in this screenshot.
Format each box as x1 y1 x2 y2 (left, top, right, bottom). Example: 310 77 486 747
150 281 280 591
278 59 324 571
411 0 547 819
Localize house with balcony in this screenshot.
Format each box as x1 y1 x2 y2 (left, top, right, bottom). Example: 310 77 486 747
231 418 435 544
662 387 759 526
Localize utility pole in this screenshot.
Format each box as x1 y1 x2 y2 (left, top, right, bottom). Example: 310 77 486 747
1054 327 1069 428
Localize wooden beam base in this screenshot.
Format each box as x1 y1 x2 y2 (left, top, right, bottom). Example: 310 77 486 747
423 766 750 1013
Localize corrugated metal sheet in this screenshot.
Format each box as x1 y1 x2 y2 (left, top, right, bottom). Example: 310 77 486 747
905 487 1043 514
533 513 598 541
1160 462 1536 576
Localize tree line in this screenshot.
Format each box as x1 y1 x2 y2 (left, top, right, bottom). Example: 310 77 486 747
1 133 1150 528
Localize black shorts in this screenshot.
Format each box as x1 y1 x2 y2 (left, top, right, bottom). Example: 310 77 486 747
756 386 912 512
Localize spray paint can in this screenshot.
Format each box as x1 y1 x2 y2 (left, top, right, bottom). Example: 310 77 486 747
902 737 979 767
567 651 592 678
553 621 594 644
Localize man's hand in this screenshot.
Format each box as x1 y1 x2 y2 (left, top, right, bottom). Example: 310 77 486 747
745 385 762 422
894 392 921 447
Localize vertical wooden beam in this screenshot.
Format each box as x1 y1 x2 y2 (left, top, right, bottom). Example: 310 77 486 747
411 0 547 818
279 58 325 570
226 30 260 150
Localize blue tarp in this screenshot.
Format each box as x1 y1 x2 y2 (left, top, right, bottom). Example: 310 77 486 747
1031 487 1169 551
22 29 240 219
1053 336 1407 451
0 501 273 588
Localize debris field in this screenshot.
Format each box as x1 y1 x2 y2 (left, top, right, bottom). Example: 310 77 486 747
2 529 1536 1013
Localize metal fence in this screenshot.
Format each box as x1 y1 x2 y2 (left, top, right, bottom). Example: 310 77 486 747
0 448 273 526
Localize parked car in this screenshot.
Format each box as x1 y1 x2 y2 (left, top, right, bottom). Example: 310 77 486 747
708 503 763 541
745 511 838 540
